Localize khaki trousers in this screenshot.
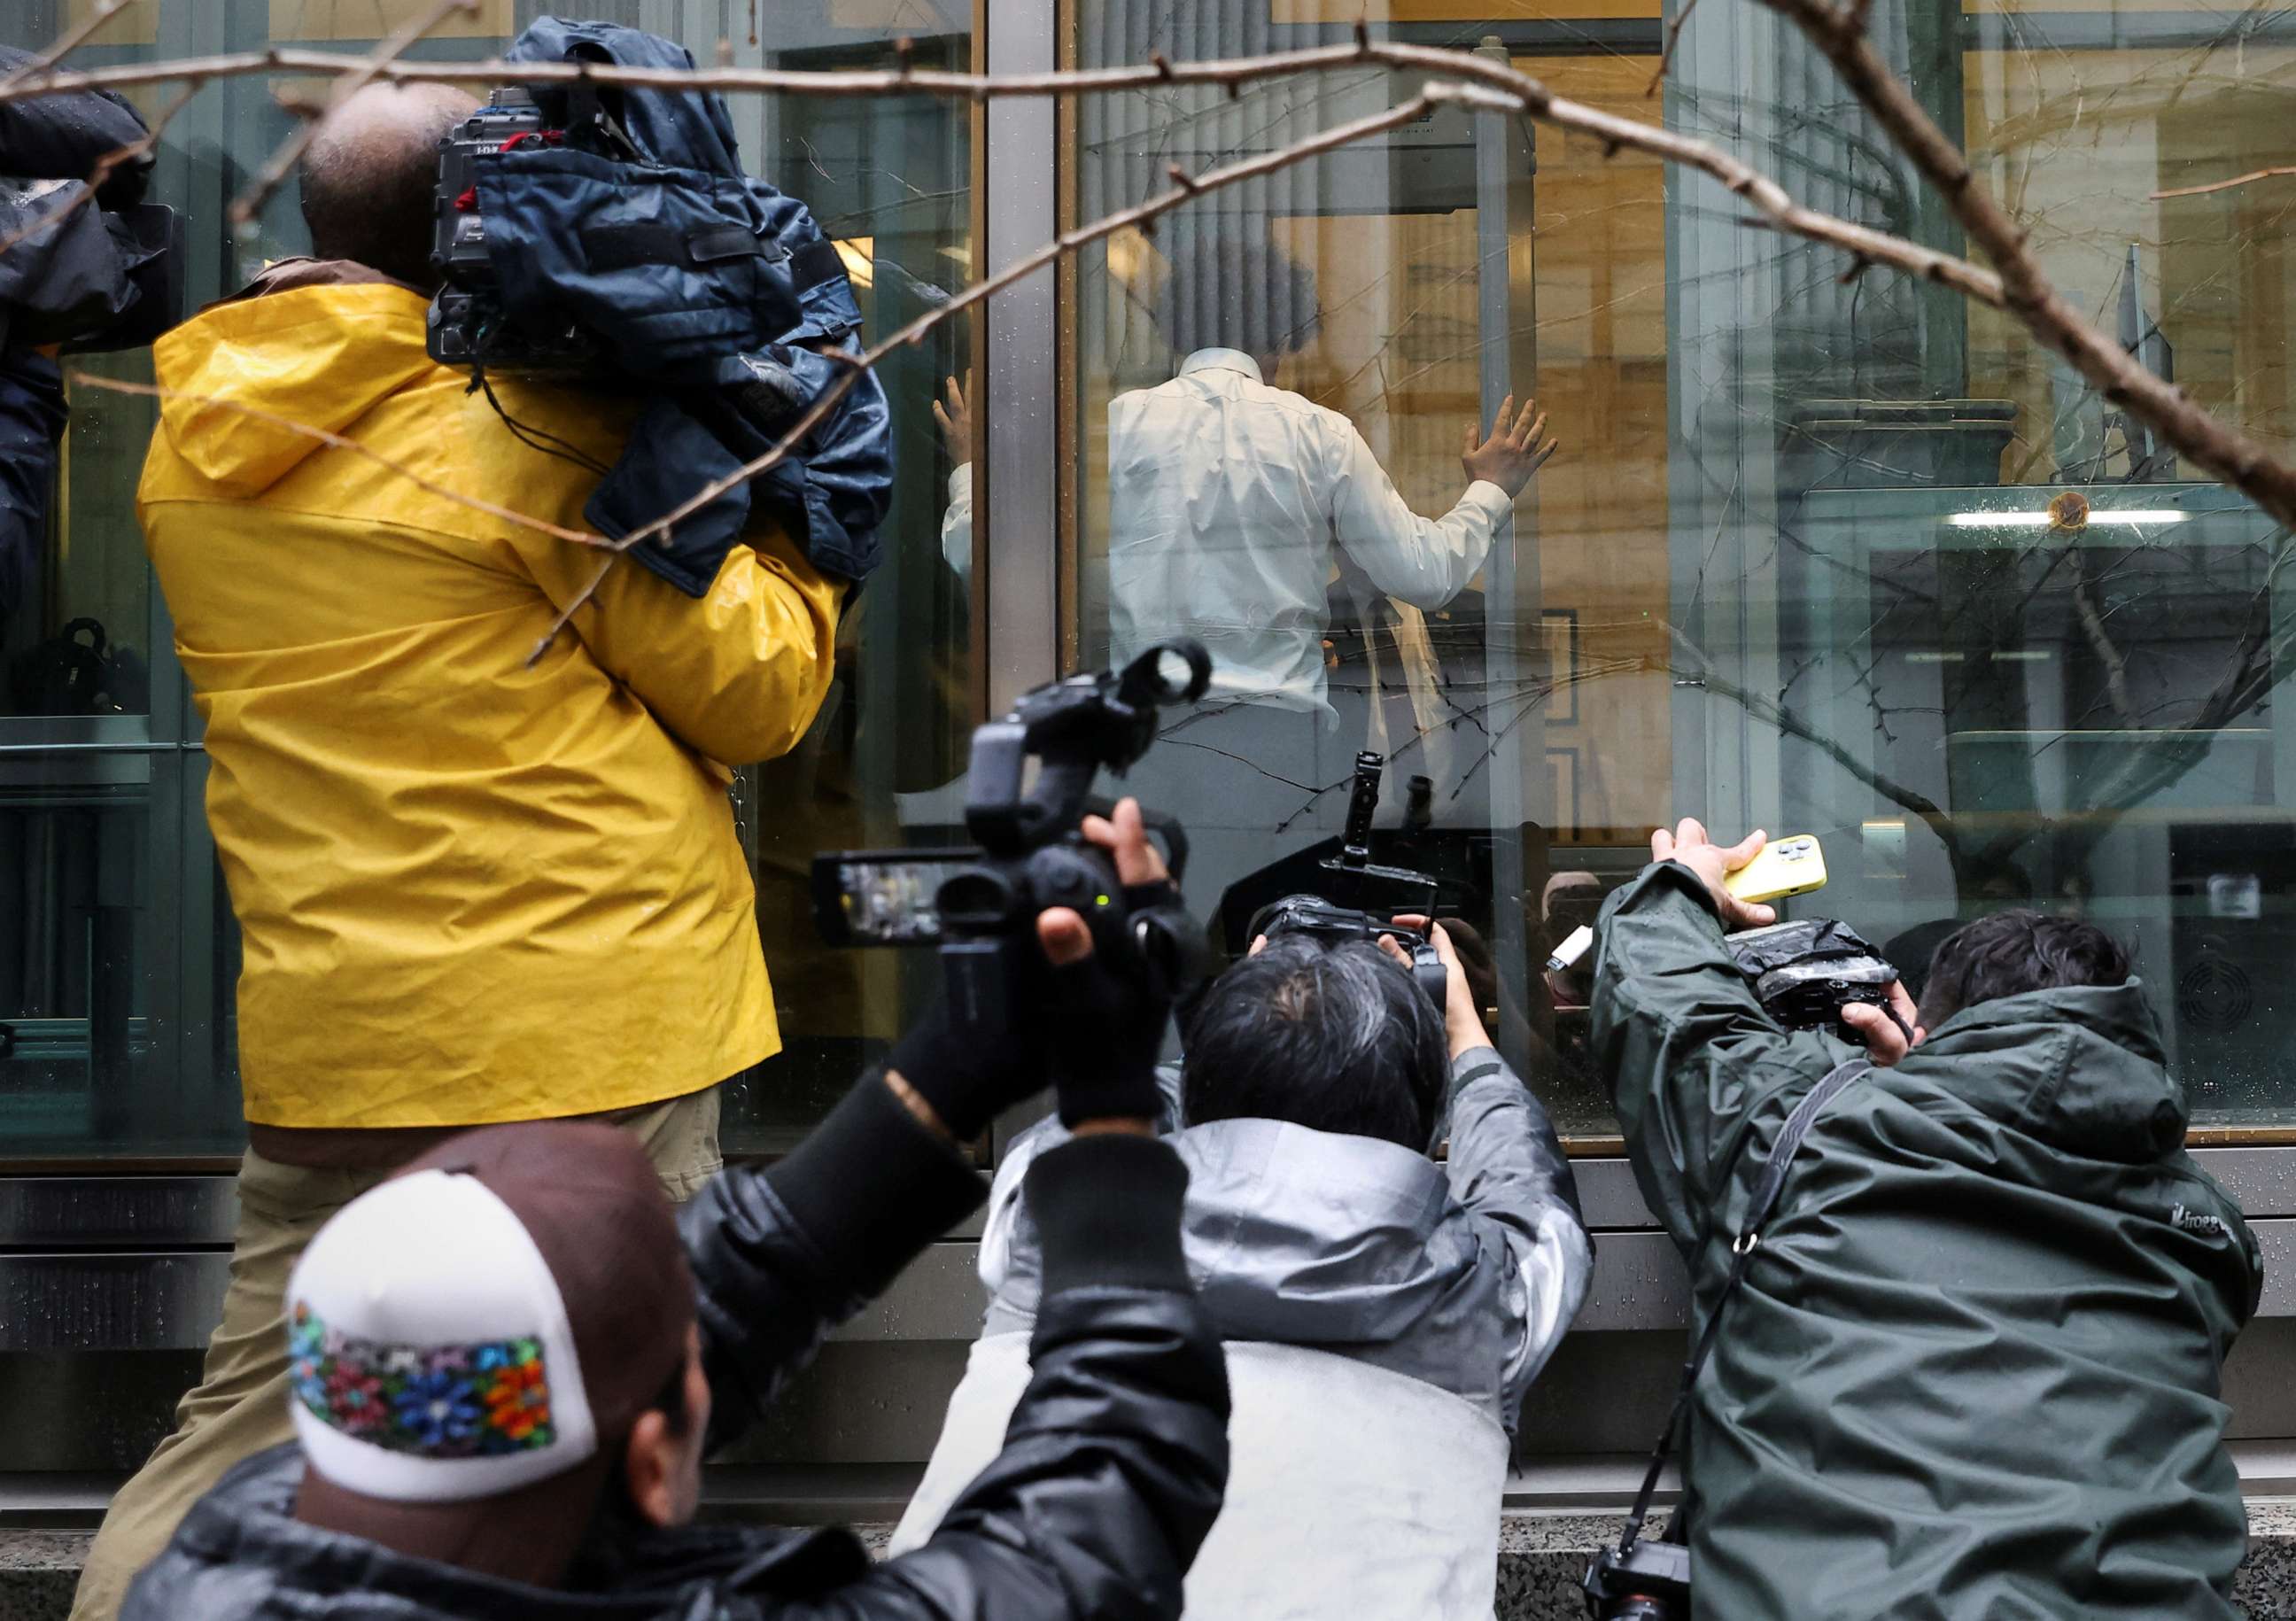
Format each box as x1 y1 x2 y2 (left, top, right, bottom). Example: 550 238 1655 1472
67 1087 722 1621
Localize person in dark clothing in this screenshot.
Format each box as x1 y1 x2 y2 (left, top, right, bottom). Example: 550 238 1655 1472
1591 819 2261 1619
0 42 156 632
0 345 65 624
120 803 1230 1621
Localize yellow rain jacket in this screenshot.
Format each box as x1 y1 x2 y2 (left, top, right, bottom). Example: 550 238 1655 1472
139 277 842 1128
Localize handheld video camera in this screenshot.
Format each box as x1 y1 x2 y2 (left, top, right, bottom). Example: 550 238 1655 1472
813 640 1214 1031
428 86 624 373
1245 752 1449 1011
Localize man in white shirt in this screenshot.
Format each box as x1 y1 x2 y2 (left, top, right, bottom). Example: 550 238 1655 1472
938 235 1555 927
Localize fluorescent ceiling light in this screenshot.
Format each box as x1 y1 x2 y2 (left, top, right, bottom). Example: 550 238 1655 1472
1905 651 1966 663
1946 509 2191 528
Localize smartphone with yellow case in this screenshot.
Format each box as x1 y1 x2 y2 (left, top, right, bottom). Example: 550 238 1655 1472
1724 834 1828 904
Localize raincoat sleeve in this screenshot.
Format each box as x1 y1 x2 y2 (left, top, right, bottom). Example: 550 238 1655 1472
1325 420 1509 610
768 1134 1229 1621
524 518 842 766
1586 861 1843 1250
1443 1049 1593 1422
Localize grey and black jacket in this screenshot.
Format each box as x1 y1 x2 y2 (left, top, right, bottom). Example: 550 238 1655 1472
978 1051 1592 1432
1591 862 2261 1619
122 1076 1230 1621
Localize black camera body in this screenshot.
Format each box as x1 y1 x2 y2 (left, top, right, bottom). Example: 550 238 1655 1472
1242 751 1449 1009
1726 918 1899 1040
1250 894 1449 1012
1582 1535 1691 1620
427 86 614 374
814 640 1214 1032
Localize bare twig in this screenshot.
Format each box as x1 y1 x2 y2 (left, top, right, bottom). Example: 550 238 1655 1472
1647 0 1703 97
2068 550 2138 726
1758 0 2296 534
0 0 139 94
2152 166 2296 201
0 40 2005 307
0 80 198 261
524 79 1522 663
63 370 610 550
1663 623 1957 843
229 0 480 227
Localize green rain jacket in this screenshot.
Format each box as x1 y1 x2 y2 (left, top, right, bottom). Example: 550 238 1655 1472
1590 862 2261 1619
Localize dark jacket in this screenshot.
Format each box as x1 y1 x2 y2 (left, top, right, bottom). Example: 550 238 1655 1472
1590 863 2261 1619
122 1077 1231 1620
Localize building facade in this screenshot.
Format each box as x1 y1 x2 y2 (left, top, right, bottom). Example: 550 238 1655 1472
7 0 2296 1516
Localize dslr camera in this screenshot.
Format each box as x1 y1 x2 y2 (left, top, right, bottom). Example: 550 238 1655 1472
1245 751 1450 1011
1582 1533 1690 1620
813 640 1214 1030
1726 918 1900 1038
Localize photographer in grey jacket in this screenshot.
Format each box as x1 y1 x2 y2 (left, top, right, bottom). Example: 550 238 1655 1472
896 891 1592 1621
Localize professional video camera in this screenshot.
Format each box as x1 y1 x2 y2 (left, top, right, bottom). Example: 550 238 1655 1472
1245 751 1450 1011
813 640 1214 1032
1726 918 1901 1039
427 87 622 374
421 19 895 593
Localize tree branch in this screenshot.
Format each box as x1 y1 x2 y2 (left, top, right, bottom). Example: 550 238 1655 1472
1757 0 2296 534
523 80 1524 663
0 0 140 94
1647 0 1704 97
61 370 609 550
2152 166 2296 201
2067 547 2139 727
0 80 198 261
228 0 481 228
0 38 2006 309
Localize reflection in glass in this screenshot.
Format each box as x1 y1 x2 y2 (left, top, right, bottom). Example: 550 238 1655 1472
1071 2 2296 1135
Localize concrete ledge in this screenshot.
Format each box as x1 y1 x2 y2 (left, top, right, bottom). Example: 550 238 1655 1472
0 1533 85 1621
9 1506 2296 1618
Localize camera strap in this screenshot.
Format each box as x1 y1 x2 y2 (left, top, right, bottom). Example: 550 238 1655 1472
1613 1056 1873 1557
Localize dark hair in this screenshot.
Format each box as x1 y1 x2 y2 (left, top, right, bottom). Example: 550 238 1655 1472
1918 909 2133 1030
297 87 473 291
1152 229 1323 362
1180 935 1447 1152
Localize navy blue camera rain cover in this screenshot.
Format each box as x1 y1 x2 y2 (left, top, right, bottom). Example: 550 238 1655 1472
482 18 892 590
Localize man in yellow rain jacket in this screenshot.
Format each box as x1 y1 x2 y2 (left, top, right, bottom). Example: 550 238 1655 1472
69 85 844 1620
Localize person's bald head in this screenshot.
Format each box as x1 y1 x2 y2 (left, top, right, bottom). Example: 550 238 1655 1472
297 83 476 291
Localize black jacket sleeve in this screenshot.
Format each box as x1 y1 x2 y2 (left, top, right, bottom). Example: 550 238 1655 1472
761 1133 1230 1621
681 1072 988 1451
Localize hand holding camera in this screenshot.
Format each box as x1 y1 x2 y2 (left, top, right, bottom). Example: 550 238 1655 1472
887 798 1179 1139
1038 798 1179 1128
1378 916 1489 1060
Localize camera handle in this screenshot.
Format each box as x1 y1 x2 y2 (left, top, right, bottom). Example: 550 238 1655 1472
1610 1058 1872 1560
966 640 1211 857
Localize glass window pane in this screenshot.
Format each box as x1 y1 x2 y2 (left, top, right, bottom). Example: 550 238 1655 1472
1067 0 2296 1138
3 0 975 1161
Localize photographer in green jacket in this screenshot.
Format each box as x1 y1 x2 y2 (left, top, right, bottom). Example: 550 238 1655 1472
1590 818 2260 1619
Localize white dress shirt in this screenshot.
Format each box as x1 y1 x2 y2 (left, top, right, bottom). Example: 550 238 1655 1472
942 347 1510 714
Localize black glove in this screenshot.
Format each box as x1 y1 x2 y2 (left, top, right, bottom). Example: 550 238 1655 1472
887 992 1041 1142
1045 893 1180 1127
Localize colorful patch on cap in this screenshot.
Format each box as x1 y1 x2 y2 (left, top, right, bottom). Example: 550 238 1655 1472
289 1301 557 1457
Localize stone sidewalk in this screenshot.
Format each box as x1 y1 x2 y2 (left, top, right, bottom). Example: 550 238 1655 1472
9 1507 2296 1617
